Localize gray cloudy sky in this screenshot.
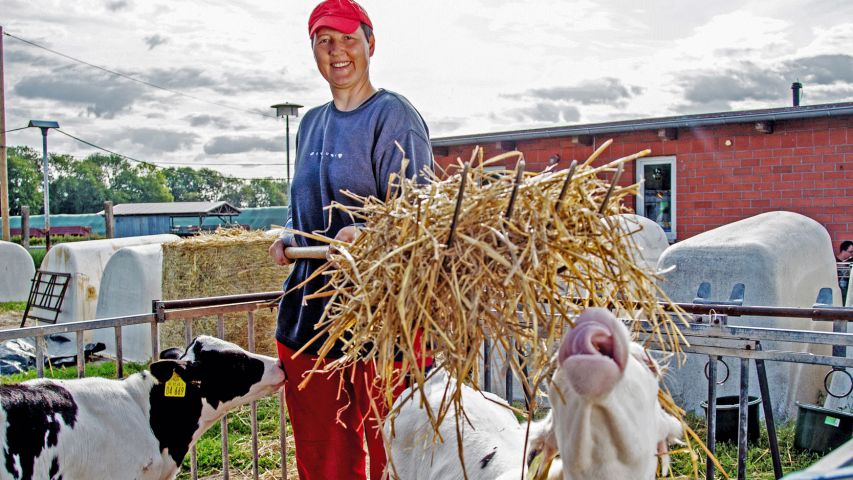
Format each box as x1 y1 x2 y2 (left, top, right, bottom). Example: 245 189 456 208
4 0 853 179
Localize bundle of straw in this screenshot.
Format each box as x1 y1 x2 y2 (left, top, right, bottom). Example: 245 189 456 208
293 140 682 403
286 141 700 476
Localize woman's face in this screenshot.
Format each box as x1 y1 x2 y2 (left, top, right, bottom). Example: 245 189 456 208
312 26 374 93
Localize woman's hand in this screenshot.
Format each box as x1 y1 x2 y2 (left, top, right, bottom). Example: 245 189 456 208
269 236 297 266
328 225 362 262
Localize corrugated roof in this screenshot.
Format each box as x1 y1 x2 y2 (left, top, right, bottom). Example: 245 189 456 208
431 101 853 147
102 201 243 217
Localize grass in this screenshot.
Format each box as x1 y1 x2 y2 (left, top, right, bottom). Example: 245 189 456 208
1 360 148 384
667 412 821 479
179 393 294 479
28 248 47 268
180 399 823 479
0 302 27 313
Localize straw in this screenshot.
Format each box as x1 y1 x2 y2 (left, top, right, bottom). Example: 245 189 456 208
284 143 698 477
161 227 291 356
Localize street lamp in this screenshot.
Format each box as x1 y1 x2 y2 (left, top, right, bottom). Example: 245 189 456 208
28 120 59 252
270 103 303 204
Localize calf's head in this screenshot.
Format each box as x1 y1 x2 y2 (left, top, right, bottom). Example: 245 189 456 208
152 336 285 412
548 308 676 479
148 336 285 466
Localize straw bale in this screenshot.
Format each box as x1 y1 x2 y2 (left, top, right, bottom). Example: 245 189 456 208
161 228 291 356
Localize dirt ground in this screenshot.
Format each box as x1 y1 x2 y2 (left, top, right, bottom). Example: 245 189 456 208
0 309 23 331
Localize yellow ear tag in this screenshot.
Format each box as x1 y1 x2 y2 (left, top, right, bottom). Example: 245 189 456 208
164 372 186 398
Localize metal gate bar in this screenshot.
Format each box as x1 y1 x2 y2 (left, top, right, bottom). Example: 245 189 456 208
9 289 853 480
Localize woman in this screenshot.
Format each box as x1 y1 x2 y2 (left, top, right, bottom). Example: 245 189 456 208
268 1 433 478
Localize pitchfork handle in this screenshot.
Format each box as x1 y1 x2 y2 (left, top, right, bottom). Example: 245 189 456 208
284 246 330 260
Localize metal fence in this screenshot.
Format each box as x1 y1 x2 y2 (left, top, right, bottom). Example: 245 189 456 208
2 291 285 480
7 287 853 480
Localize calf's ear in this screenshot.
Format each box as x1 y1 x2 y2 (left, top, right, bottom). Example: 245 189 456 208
159 346 184 360
150 360 191 383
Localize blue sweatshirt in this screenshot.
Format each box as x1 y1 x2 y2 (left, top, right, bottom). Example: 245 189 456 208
276 89 433 357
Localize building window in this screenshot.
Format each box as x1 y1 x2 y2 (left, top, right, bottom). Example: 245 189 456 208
636 156 676 243
480 165 507 185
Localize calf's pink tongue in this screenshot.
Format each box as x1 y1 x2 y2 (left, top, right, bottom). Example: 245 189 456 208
559 308 630 399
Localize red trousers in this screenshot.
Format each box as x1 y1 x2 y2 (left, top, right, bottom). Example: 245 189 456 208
277 342 388 480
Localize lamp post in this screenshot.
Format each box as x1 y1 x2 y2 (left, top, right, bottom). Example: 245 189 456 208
270 103 303 204
28 120 59 252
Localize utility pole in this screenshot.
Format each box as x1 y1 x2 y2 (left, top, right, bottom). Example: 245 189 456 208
1 26 10 242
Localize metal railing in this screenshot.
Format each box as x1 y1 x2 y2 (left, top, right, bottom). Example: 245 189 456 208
491 285 853 480
153 292 283 480
8 286 853 480
3 291 286 480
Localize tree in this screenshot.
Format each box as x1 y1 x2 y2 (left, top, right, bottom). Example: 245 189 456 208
5 147 43 215
163 167 245 203
245 178 288 207
50 159 109 214
8 146 291 214
111 162 173 204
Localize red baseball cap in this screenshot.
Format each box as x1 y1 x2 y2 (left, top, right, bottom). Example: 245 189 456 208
308 0 373 39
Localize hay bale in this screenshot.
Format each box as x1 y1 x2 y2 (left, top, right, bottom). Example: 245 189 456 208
161 228 291 356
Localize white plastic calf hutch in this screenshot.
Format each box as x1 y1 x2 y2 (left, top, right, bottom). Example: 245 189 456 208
35 235 179 329
0 241 36 302
656 211 839 419
92 244 165 363
611 214 670 271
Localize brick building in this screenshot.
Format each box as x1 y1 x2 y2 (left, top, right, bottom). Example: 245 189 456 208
430 101 853 249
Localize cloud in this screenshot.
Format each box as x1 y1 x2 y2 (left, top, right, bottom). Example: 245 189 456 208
203 135 284 155
681 68 783 105
502 103 581 124
491 78 639 126
783 54 853 85
214 71 313 96
144 34 168 51
796 85 853 104
521 78 644 106
4 48 60 67
106 0 129 11
13 69 147 118
143 67 216 90
675 54 853 110
186 114 232 129
124 128 200 152
428 118 466 137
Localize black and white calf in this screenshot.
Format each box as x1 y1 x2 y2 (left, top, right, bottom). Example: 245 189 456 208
0 335 286 480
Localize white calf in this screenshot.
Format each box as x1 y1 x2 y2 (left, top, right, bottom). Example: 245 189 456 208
385 308 683 480
0 335 286 480
385 369 561 480
548 307 683 480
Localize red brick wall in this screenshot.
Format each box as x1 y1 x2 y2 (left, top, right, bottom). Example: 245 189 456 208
433 115 853 251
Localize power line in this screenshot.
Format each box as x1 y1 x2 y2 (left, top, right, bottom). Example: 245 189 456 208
53 129 287 181
55 128 151 166
1 126 28 134
4 31 278 119
155 161 290 166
